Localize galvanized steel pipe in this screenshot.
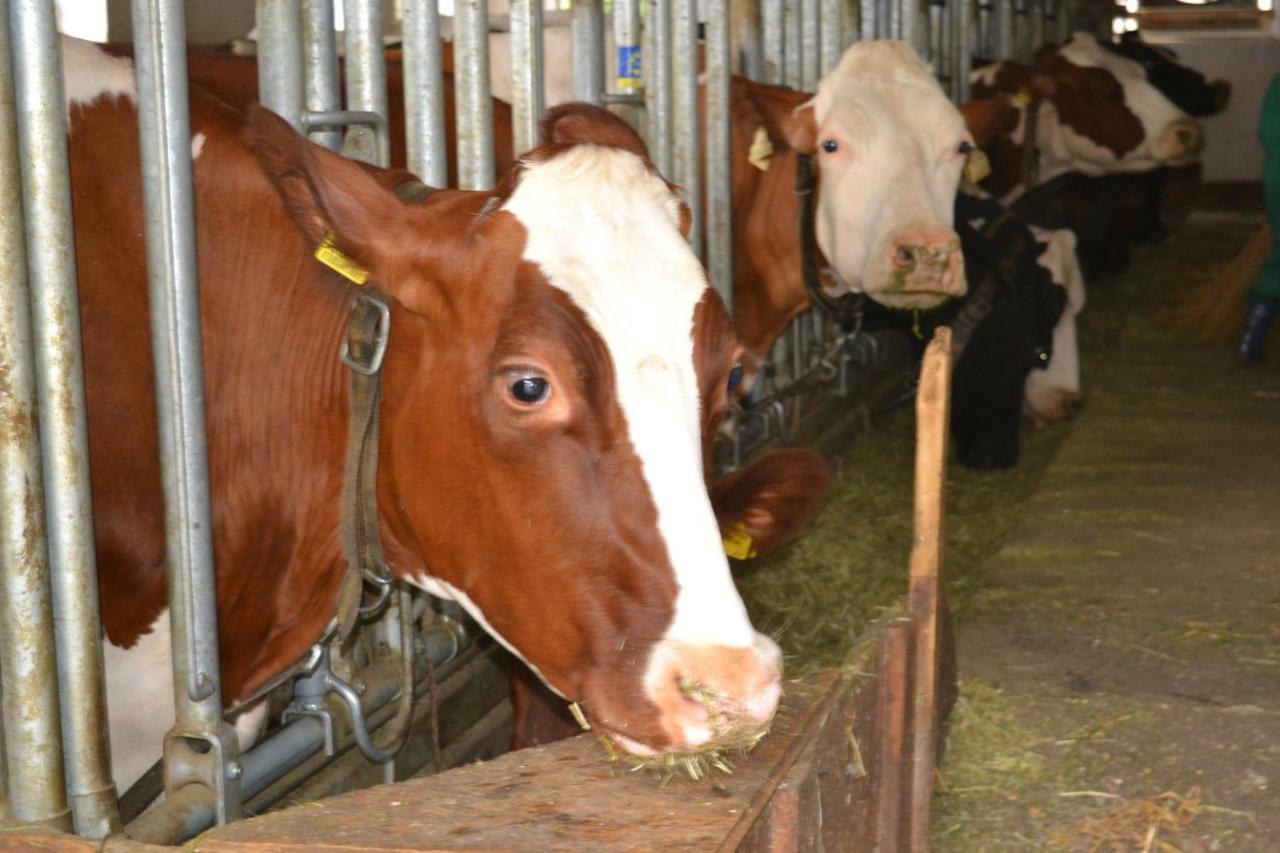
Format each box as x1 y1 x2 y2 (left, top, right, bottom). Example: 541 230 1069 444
402 0 447 186
1029 0 1044 57
454 0 495 189
256 0 306 130
977 0 992 57
801 0 820 90
887 0 902 40
509 0 545 157
706 0 733 307
819 0 843 77
644 0 674 176
860 0 876 40
952 0 971 102
928 0 944 71
762 0 785 84
1013 0 1028 63
783 0 801 88
1055 0 1069 43
131 0 243 827
0 3 71 832
995 0 1014 60
341 0 389 166
301 0 343 151
672 0 701 253
571 0 604 104
899 0 919 54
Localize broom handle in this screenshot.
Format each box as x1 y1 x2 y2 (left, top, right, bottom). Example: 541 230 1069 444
908 326 952 852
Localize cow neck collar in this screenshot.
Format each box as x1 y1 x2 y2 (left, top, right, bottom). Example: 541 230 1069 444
948 209 1016 360
794 153 865 329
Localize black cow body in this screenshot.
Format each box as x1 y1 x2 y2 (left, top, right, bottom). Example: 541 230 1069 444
864 192 1067 469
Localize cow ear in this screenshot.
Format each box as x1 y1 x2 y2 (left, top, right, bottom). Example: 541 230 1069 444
710 449 831 556
246 105 410 281
748 84 818 154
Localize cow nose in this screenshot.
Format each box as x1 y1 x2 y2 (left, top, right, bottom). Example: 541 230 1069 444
890 231 967 297
645 635 782 752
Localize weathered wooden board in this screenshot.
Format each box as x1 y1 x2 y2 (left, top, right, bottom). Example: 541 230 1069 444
191 618 913 852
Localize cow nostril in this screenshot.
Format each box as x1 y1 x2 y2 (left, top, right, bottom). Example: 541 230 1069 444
895 245 915 266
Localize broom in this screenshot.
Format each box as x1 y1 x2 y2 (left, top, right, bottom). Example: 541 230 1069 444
1172 223 1272 343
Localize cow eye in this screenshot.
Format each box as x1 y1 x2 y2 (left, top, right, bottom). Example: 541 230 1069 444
510 376 550 404
957 140 973 156
727 363 744 392
820 139 838 153
1033 346 1052 368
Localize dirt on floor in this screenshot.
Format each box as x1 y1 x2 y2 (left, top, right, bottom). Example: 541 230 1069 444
736 210 1280 850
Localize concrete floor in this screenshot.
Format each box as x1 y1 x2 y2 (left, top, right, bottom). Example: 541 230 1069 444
938 214 1280 850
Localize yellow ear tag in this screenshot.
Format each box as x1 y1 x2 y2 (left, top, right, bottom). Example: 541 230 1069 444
1012 88 1033 109
315 234 370 286
723 522 758 560
748 126 774 172
964 149 991 184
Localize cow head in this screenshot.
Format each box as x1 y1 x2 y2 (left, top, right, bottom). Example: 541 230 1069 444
753 41 969 312
247 104 830 757
1102 33 1230 118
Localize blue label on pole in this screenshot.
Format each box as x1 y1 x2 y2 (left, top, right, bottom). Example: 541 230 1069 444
617 45 642 92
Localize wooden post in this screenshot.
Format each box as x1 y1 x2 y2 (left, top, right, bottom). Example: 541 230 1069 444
875 620 912 850
907 327 952 852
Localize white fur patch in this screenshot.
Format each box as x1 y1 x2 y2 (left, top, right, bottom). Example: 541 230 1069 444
105 611 174 792
60 35 136 119
191 132 206 160
1026 226 1085 402
501 146 756 651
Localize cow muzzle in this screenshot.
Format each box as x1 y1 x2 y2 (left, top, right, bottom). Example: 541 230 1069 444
620 634 782 756
872 230 967 309
1153 118 1204 163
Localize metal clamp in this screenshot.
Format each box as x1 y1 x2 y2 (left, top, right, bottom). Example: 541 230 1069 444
340 293 391 376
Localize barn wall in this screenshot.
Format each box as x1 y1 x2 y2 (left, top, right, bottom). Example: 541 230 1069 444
105 0 256 46
1147 31 1280 183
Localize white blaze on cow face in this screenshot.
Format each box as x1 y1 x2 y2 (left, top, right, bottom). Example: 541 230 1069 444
61 36 136 117
502 145 781 749
811 40 970 310
1053 33 1202 173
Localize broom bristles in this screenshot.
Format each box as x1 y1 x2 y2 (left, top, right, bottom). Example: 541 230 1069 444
1172 223 1272 343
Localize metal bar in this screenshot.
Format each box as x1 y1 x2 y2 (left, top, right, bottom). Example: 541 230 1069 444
995 0 1014 61
1029 0 1044 58
510 0 545 157
455 0 495 189
977 0 992 57
256 0 305 130
672 0 701 254
740 4 765 82
762 0 785 85
819 0 843 77
801 0 820 90
0 4 70 831
860 0 875 40
342 0 389 166
571 0 604 104
900 0 918 53
645 0 674 176
783 0 801 88
131 0 243 827
301 0 342 151
706 0 733 308
614 0 642 97
402 0 447 186
1055 0 1069 44
887 0 902 40
907 328 951 852
929 0 943 72
953 0 971 102
940 0 953 96
1013 0 1028 64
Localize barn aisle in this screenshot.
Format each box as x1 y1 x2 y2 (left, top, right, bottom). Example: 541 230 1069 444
936 214 1280 849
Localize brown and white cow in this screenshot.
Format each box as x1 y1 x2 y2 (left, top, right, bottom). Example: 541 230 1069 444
61 37 828 790
729 40 971 358
969 32 1203 201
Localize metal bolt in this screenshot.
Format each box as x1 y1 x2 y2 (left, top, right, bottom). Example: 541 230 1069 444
227 761 243 780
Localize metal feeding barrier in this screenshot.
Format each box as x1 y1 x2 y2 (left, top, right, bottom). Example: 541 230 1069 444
0 0 1072 843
